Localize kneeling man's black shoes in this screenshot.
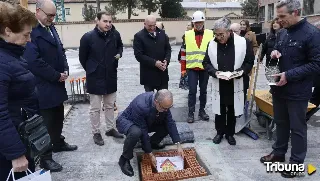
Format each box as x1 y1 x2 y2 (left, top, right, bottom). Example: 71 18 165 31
119 156 134 177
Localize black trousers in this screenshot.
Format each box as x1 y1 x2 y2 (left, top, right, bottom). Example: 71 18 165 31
215 104 236 136
243 74 250 103
144 82 168 92
0 156 35 181
272 96 308 164
40 104 65 160
122 124 169 160
187 70 209 113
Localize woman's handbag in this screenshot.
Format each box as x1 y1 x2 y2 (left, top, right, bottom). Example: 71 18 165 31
18 109 51 159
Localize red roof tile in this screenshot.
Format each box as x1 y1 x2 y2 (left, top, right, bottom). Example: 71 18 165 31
160 158 176 168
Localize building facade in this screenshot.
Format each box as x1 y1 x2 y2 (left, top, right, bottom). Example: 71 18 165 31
258 0 320 22
199 0 246 3
27 0 160 21
28 0 243 22
181 1 243 18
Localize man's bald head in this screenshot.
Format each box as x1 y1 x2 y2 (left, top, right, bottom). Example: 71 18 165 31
36 0 56 26
154 89 173 112
145 15 156 23
230 23 241 35
144 15 156 33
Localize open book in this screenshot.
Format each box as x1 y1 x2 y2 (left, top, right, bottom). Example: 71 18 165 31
217 70 243 80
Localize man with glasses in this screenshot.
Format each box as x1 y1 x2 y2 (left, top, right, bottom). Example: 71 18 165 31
23 0 77 172
202 17 254 145
116 89 184 177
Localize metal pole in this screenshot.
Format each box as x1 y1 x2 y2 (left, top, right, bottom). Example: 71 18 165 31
76 78 80 102
70 78 75 104
69 79 73 104
205 3 207 28
78 78 82 101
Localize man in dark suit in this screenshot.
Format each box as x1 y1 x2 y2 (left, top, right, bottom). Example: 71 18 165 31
133 15 172 92
116 90 184 177
23 0 77 172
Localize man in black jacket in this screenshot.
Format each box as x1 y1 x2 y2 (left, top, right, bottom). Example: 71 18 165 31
260 0 320 178
23 0 77 172
79 11 124 146
133 15 172 92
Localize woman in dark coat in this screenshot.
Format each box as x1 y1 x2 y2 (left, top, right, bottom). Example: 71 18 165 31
0 2 39 181
260 18 282 66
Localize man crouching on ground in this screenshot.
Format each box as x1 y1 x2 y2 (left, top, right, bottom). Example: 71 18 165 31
116 89 184 177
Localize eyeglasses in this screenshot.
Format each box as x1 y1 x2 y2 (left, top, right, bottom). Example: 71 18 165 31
215 33 226 38
156 101 173 111
39 8 56 18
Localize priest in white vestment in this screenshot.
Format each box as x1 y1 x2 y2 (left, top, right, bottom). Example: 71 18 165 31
202 18 254 145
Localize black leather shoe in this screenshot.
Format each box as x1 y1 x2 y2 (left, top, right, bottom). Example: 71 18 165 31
225 135 236 145
119 157 134 177
213 134 223 144
40 159 63 172
281 171 296 178
119 156 133 172
53 142 78 153
93 133 104 146
106 129 124 138
199 109 209 121
187 113 195 123
151 143 166 150
260 153 285 163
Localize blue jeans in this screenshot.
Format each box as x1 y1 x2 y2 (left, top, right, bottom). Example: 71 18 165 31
187 70 209 113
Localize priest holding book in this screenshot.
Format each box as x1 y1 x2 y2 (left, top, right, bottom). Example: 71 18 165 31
202 17 254 145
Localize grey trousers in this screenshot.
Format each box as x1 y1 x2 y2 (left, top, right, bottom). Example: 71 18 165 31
272 96 308 164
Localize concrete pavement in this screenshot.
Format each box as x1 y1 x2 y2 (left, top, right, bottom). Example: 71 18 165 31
53 46 320 181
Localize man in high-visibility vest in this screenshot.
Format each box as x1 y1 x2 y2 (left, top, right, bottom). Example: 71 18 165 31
180 11 214 123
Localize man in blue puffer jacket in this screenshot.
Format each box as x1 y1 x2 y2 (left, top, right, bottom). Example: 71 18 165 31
260 0 320 178
116 90 184 177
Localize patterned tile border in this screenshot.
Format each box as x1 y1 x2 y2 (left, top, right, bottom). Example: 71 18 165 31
140 148 208 181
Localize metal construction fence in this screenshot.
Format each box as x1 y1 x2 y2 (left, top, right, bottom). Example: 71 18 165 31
66 77 89 104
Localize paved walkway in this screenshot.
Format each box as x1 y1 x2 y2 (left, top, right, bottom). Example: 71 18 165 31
52 46 320 181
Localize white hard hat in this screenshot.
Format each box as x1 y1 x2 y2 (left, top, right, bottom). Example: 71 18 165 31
192 11 205 23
